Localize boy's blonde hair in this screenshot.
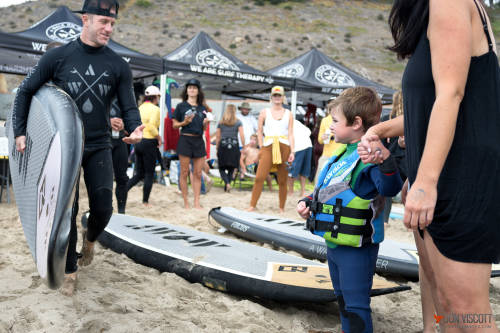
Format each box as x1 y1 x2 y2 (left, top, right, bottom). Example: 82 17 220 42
330 87 382 131
220 104 237 126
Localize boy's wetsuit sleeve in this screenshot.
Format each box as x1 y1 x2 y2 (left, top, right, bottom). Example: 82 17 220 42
354 155 403 200
12 49 59 137
116 61 142 134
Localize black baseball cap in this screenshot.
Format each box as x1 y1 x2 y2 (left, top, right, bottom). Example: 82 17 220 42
186 78 201 88
74 0 119 18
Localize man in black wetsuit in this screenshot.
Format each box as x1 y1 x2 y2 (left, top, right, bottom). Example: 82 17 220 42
12 0 144 295
110 99 130 214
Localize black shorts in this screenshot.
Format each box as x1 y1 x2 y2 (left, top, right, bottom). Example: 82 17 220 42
176 135 206 158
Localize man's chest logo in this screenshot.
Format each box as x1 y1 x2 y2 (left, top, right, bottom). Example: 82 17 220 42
67 64 111 114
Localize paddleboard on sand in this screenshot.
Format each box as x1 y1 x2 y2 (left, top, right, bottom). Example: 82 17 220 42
209 207 500 280
85 214 410 303
7 84 83 289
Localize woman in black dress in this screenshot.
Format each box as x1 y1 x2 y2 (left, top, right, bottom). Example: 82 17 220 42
215 104 244 192
359 0 499 331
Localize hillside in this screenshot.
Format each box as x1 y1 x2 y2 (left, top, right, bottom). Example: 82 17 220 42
1 0 499 91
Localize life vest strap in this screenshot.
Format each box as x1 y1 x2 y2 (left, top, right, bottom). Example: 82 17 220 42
306 218 373 237
309 201 372 220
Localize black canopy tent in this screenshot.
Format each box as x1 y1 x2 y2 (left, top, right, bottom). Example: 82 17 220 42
267 48 395 105
162 31 317 96
0 6 163 78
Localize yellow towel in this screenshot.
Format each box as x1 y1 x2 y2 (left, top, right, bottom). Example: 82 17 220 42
265 136 287 164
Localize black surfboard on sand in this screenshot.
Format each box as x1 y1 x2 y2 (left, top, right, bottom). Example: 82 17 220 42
209 207 500 280
84 214 410 302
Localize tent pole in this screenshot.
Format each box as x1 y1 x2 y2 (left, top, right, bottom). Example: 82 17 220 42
291 90 297 119
221 93 227 122
159 73 167 154
291 79 297 119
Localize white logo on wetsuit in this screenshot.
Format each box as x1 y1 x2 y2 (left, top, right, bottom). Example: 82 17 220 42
314 65 355 87
196 49 239 70
69 64 111 114
46 22 82 43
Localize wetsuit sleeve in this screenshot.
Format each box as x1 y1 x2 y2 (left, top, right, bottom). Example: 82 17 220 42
353 156 403 199
12 51 58 137
116 63 142 134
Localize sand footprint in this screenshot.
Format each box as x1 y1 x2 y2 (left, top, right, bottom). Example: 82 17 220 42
76 319 110 333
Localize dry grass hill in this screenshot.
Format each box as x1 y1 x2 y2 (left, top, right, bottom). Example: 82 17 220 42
1 0 499 91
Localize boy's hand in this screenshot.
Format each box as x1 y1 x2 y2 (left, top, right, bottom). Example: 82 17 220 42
297 201 310 220
359 133 380 163
358 137 389 164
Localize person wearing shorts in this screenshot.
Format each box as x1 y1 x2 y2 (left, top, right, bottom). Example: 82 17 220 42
173 78 209 209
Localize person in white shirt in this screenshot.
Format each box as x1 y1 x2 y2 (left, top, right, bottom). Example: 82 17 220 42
288 119 312 196
236 102 258 148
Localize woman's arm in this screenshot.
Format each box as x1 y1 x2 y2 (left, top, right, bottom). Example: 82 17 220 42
238 125 245 147
257 109 266 148
366 116 404 140
240 148 247 175
287 111 295 162
215 128 221 149
404 0 471 230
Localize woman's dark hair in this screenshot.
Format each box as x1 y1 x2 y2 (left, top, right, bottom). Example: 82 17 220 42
388 0 429 60
180 84 205 106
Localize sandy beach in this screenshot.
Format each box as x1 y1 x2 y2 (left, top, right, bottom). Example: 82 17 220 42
0 177 499 333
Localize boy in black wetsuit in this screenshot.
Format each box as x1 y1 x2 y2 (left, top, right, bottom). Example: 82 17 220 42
12 0 144 295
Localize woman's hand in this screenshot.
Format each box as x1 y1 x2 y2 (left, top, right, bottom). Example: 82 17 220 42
288 152 295 163
403 179 437 231
297 201 310 220
183 114 195 125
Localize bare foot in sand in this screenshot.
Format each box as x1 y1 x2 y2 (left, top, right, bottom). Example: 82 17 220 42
143 202 152 208
78 230 95 267
60 272 77 296
246 206 256 212
279 208 285 214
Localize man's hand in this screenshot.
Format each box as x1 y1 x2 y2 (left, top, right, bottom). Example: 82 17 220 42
15 136 26 153
288 152 295 163
123 125 145 144
110 117 124 131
